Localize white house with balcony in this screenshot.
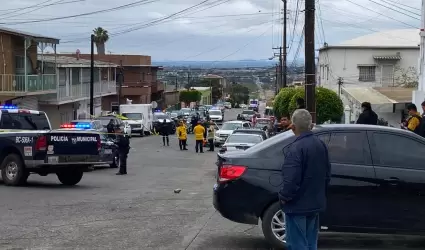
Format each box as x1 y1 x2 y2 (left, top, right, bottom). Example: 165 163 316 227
317 29 420 126
37 55 118 128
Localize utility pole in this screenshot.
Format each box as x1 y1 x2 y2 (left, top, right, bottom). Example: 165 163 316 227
412 0 425 109
187 70 190 87
275 65 279 95
117 60 123 113
89 34 94 117
282 0 287 88
305 0 316 123
175 76 178 91
337 77 343 97
272 46 283 92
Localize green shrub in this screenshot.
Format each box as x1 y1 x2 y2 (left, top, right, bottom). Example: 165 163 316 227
273 87 298 119
276 87 343 124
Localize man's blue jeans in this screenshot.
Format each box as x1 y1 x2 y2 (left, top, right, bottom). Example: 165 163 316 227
285 213 319 250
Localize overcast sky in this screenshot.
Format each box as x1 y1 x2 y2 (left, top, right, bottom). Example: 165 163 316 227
0 0 420 62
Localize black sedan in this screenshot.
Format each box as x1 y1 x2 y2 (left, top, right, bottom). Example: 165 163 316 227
213 124 425 249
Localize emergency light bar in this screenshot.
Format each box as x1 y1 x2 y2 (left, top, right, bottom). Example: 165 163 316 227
0 105 18 109
60 123 91 129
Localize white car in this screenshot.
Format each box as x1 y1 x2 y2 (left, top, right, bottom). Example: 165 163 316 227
239 104 247 109
219 133 263 154
224 102 232 109
214 120 251 146
208 109 223 123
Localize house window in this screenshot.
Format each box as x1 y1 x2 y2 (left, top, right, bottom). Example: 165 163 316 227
359 66 376 82
15 56 25 69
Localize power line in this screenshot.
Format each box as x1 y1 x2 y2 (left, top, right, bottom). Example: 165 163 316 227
1 0 69 20
62 0 230 43
288 0 301 54
0 0 56 18
0 0 160 25
0 0 84 12
367 0 420 19
382 0 419 11
380 0 420 16
344 0 419 28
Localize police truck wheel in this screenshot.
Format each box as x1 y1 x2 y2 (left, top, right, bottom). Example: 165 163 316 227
1 154 29 186
57 169 83 186
261 202 287 249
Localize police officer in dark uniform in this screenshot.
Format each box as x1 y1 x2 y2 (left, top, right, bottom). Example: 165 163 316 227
115 127 130 175
106 119 115 139
160 119 170 146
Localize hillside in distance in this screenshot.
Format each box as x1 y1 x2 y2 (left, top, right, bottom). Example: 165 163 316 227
153 60 280 68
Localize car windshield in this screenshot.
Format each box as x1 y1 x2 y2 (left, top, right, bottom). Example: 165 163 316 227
221 123 242 130
242 110 255 115
122 113 142 120
209 110 221 115
257 119 270 124
180 108 191 113
170 113 178 118
227 134 262 144
0 112 51 130
154 113 169 120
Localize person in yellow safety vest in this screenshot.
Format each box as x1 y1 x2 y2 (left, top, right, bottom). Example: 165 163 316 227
177 120 188 150
207 121 215 152
193 120 205 153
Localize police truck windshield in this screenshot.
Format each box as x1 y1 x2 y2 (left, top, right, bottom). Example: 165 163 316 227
0 112 50 130
122 113 142 120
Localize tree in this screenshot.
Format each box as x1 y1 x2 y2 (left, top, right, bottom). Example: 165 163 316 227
191 79 223 103
394 66 418 88
230 83 249 106
273 87 298 119
92 27 109 55
274 87 343 124
179 89 201 105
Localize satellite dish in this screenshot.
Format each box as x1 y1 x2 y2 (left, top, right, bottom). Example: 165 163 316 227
151 101 158 109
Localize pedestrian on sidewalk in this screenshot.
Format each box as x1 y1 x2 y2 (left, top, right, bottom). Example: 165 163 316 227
356 102 378 125
177 120 188 150
207 121 215 151
278 109 331 250
160 119 170 146
193 120 205 153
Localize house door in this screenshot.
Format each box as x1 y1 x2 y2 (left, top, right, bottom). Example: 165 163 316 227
381 64 394 87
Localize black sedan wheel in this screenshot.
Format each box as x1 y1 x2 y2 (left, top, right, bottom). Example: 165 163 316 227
261 202 287 249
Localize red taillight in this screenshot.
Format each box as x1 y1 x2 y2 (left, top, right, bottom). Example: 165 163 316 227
97 137 101 151
35 136 47 151
219 164 247 183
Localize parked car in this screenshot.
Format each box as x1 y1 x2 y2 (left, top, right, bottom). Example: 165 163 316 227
214 121 251 146
219 133 263 154
237 110 256 121
239 104 247 109
253 118 272 132
232 128 268 140
213 124 425 249
208 109 224 123
180 108 192 118
224 102 232 109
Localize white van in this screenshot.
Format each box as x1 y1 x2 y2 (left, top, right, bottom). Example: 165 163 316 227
120 104 153 136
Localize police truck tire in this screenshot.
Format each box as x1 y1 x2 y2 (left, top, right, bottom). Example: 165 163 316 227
57 169 83 186
1 154 29 186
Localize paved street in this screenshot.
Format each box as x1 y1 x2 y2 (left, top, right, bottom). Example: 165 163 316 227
0 108 424 249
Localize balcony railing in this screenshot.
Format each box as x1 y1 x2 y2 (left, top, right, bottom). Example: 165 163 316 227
0 74 56 93
57 81 116 102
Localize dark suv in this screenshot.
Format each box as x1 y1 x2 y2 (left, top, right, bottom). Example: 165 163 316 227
213 124 425 249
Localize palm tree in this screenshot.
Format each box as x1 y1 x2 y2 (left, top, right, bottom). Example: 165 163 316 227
92 27 109 55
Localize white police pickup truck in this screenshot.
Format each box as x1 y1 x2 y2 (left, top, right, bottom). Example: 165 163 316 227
0 105 102 186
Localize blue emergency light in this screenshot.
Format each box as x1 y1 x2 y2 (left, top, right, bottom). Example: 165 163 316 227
154 109 161 112
0 105 18 109
60 123 92 129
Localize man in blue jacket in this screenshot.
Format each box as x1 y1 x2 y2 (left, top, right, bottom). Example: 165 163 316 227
279 109 331 250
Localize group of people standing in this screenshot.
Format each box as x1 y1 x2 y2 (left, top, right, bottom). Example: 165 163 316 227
159 118 216 153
